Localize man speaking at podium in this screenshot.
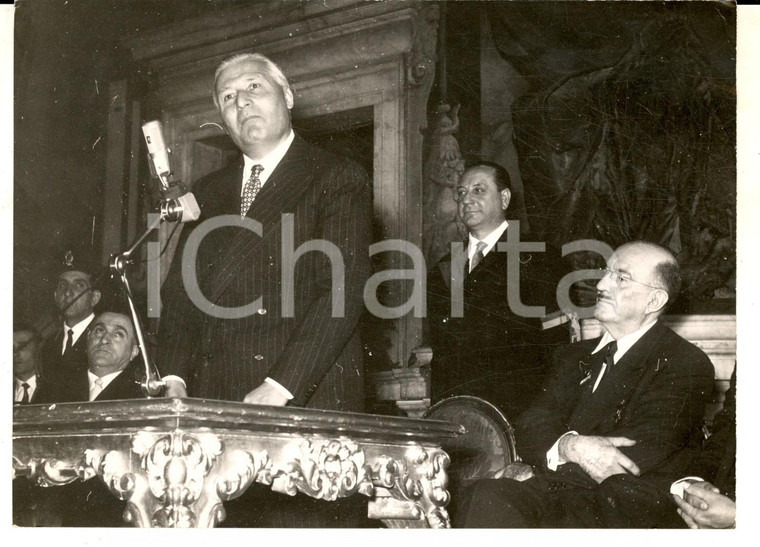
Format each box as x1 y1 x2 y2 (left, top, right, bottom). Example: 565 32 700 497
157 52 373 413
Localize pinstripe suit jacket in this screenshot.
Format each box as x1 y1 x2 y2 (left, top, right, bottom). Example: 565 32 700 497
157 135 372 410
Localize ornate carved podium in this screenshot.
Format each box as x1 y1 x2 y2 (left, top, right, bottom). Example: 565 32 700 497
13 398 463 528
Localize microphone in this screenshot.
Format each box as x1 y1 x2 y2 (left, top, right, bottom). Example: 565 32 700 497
141 120 201 222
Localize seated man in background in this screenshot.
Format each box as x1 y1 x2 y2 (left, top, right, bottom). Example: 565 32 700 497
456 241 715 527
13 324 48 404
427 160 566 420
42 311 145 403
15 311 152 527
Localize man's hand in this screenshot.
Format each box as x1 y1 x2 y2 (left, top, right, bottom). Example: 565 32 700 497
243 382 289 406
558 435 640 483
163 379 187 398
673 481 735 529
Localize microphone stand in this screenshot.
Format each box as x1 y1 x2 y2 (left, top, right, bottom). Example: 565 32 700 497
109 211 170 397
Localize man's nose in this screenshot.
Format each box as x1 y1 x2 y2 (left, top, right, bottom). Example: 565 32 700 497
236 90 251 109
597 271 612 291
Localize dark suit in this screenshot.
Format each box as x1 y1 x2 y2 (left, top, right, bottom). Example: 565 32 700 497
427 226 566 419
39 321 92 392
157 135 372 410
587 367 736 528
457 321 715 527
13 374 50 405
39 360 145 404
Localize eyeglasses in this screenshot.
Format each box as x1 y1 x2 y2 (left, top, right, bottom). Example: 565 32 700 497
598 268 665 290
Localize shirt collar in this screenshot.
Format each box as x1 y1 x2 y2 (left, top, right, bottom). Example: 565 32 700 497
64 313 95 342
592 319 658 364
242 129 295 189
88 369 124 394
468 220 508 259
15 375 37 390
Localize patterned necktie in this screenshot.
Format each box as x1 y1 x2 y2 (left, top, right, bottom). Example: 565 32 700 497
63 328 74 355
593 340 618 392
89 378 104 401
241 164 264 217
20 382 30 404
469 241 488 272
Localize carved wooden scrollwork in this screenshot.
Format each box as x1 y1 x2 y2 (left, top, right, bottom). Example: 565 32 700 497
13 456 86 487
271 439 374 501
132 429 222 527
373 444 452 528
216 449 273 501
85 448 137 500
408 3 439 86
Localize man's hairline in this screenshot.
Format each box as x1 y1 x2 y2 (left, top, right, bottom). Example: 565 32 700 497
612 243 677 298
92 313 137 339
212 56 291 109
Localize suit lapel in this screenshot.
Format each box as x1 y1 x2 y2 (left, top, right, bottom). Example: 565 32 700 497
95 362 142 401
464 229 508 283
207 136 321 302
568 322 667 433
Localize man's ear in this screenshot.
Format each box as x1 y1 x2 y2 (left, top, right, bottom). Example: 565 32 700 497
284 87 295 110
130 344 140 361
501 187 511 210
90 289 101 308
646 289 669 315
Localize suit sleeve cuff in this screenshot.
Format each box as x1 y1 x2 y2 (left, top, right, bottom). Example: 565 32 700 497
670 477 704 498
161 375 186 388
547 431 578 470
265 377 294 400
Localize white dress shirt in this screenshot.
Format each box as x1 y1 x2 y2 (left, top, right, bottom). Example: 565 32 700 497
546 319 660 470
240 129 295 197
14 375 37 403
87 369 124 401
61 313 95 354
467 221 508 272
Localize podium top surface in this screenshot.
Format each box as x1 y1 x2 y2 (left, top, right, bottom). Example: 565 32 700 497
13 397 464 445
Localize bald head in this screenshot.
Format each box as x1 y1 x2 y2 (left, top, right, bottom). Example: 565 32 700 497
618 241 680 300
595 241 680 338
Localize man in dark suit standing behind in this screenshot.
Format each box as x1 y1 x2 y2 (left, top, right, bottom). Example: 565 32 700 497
457 241 715 527
40 252 101 392
157 52 372 411
427 161 565 419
